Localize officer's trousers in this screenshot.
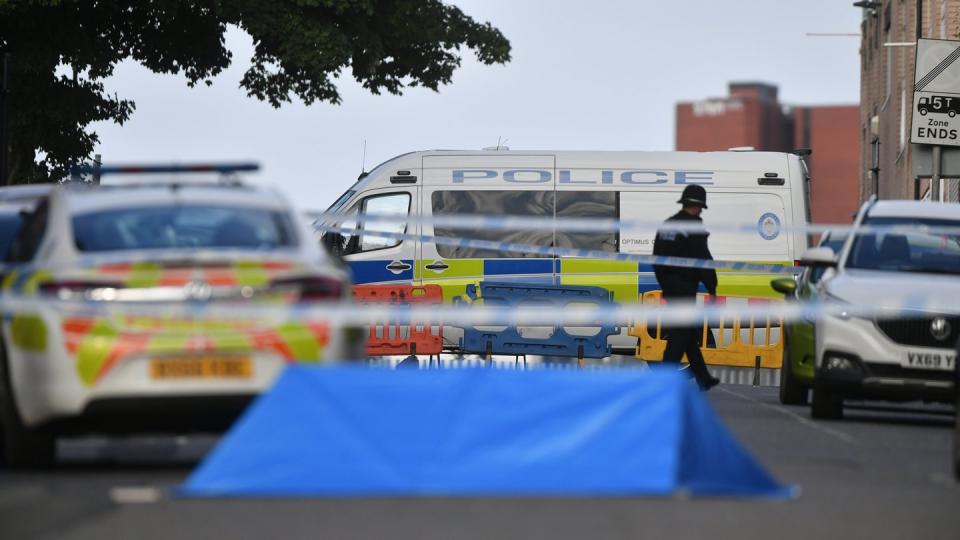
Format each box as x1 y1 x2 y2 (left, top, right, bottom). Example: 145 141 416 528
662 322 713 387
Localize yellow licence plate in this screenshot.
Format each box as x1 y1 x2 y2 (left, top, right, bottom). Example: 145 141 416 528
150 356 253 379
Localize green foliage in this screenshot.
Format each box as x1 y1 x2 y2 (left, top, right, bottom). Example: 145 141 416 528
0 0 511 184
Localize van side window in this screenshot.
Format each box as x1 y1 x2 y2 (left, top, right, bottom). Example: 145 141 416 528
357 192 410 253
555 191 617 251
432 191 554 258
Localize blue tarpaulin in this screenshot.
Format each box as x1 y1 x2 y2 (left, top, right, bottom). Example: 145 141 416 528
181 366 792 498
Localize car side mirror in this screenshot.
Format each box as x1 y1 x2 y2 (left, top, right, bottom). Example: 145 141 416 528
770 277 797 296
799 247 837 268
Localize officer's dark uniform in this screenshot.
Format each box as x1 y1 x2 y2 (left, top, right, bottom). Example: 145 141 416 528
652 184 720 390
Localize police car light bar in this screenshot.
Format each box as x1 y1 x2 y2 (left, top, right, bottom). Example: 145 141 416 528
69 162 260 178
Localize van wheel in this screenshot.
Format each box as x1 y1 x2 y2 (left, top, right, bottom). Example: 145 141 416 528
0 339 57 469
810 385 843 420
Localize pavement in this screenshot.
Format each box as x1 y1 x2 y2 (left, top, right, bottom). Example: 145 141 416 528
0 384 957 540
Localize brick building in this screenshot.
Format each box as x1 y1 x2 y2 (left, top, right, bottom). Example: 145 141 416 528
858 0 960 203
676 82 860 224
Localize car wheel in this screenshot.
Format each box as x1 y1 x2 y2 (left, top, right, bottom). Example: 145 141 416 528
810 385 843 420
954 409 959 482
0 338 57 469
778 335 808 405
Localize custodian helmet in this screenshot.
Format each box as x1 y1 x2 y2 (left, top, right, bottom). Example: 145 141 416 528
677 184 708 209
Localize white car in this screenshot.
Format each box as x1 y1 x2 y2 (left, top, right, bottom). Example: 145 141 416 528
804 200 960 419
0 175 359 467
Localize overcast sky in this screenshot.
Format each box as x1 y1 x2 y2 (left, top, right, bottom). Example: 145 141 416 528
92 1 864 211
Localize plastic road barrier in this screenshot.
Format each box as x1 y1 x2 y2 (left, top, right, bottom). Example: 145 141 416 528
352 284 444 356
460 282 619 360
630 291 784 369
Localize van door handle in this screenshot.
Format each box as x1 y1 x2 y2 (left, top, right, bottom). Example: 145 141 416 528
425 261 449 272
386 260 412 273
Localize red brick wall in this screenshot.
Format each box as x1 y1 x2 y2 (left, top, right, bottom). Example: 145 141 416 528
676 101 754 151
802 106 862 224
677 99 788 151
676 83 860 224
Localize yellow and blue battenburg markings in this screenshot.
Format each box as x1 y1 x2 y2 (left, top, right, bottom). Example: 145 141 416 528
329 225 795 303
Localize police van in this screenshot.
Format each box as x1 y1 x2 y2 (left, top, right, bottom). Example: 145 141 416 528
320 149 810 351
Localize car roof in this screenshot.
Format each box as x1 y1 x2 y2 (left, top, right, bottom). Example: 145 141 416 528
59 183 289 214
0 184 54 203
866 200 960 220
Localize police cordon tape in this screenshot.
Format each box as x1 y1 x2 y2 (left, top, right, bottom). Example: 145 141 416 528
0 293 955 332
313 223 803 275
308 211 960 237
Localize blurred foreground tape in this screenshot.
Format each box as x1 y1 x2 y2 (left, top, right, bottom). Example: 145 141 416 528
631 291 784 369
352 284 444 356
181 366 792 498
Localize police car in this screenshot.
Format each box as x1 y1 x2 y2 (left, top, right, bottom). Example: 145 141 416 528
801 200 960 419
0 166 358 467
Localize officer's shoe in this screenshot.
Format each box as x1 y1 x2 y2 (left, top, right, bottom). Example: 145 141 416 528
698 376 721 392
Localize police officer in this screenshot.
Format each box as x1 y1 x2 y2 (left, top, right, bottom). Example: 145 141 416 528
652 184 721 391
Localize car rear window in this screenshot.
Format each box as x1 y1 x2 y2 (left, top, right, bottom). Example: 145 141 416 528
73 206 297 252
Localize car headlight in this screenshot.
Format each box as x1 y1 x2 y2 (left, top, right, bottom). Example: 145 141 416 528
823 292 860 321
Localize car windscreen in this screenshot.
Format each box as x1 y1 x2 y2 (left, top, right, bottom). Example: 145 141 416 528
73 206 297 252
846 217 960 275
0 212 23 257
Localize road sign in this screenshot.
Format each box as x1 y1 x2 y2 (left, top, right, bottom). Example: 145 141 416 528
912 38 960 146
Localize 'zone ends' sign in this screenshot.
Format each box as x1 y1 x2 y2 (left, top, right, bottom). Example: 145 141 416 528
911 38 960 147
